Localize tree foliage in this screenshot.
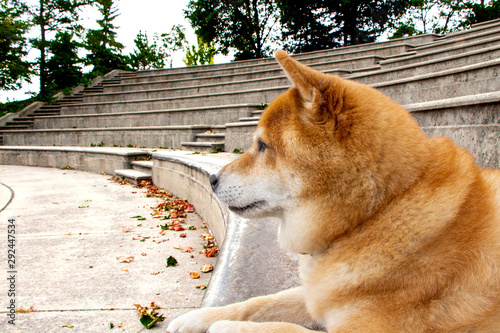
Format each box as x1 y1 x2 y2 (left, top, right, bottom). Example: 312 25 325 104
129 25 187 70
0 0 32 91
84 0 128 77
278 0 409 53
183 35 215 66
390 0 468 37
46 31 83 94
30 0 93 99
185 0 281 60
465 0 500 25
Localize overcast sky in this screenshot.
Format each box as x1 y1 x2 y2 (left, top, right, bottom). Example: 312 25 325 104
2 0 229 102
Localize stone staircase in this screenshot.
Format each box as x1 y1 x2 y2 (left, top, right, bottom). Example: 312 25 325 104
1 19 499 167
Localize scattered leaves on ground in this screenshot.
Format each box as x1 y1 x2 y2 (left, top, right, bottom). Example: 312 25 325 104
166 256 178 267
16 306 34 313
190 271 200 279
117 256 134 263
181 246 193 253
201 264 214 273
134 302 165 329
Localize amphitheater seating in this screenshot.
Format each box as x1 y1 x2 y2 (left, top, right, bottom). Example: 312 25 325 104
1 19 498 168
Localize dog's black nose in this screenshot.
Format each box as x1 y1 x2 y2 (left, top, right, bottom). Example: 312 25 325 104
209 174 219 192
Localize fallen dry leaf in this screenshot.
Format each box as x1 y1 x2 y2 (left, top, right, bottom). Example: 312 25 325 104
201 234 214 241
190 272 200 279
181 246 193 253
16 306 34 314
117 256 135 263
201 264 214 273
204 247 219 258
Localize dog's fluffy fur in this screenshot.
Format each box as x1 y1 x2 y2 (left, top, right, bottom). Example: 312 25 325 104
167 50 500 332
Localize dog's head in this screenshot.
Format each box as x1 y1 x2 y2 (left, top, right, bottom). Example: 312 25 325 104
211 50 430 254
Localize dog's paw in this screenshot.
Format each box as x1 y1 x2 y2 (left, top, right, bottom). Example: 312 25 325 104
208 320 249 333
166 308 213 333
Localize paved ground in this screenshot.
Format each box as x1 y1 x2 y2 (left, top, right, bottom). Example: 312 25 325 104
0 165 217 332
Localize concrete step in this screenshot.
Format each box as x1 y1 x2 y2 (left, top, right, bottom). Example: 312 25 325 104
114 169 151 184
124 45 411 84
0 125 30 130
195 133 225 143
83 76 298 104
83 67 356 103
2 125 214 148
408 91 500 128
350 46 500 85
98 56 378 95
181 141 225 153
239 116 261 122
5 120 33 126
132 34 435 79
59 58 500 115
33 104 255 129
380 35 500 69
60 87 289 114
374 59 500 105
472 18 500 28
414 27 500 54
439 19 500 41
131 160 153 173
29 112 59 117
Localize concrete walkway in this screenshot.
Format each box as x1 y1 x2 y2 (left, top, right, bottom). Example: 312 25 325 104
0 165 216 332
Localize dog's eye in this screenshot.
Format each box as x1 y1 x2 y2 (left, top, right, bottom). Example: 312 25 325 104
257 139 268 153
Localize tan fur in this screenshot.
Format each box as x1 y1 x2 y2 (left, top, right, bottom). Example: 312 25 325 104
167 51 500 333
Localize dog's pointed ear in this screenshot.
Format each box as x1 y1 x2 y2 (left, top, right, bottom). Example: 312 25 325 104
275 49 323 103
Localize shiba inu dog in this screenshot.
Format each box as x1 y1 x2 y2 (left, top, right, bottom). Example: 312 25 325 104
167 50 500 332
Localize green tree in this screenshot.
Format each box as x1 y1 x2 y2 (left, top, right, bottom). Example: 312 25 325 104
390 0 470 38
183 35 215 66
464 0 500 25
129 25 187 70
278 0 409 53
0 0 32 91
84 0 129 77
45 31 83 94
185 0 281 60
30 0 93 99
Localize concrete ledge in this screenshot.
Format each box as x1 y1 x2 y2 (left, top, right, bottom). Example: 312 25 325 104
423 124 500 169
225 120 259 152
350 46 500 85
33 105 256 130
130 44 412 80
2 125 213 148
0 146 148 174
60 87 289 114
115 169 152 181
109 55 374 89
379 35 500 69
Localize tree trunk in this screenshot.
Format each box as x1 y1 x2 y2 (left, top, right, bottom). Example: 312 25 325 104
39 0 47 98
